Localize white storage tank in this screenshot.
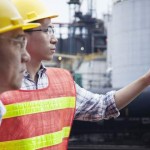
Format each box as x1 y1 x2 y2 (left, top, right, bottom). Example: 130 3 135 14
75 57 108 90
107 0 150 88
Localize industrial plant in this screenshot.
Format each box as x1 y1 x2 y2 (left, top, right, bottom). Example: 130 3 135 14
45 0 150 149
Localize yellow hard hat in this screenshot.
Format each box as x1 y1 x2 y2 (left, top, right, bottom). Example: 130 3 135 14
0 0 40 34
12 0 58 23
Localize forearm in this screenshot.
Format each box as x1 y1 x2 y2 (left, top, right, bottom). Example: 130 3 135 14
114 75 149 110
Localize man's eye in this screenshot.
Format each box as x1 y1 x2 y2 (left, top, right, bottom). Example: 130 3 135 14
15 35 26 41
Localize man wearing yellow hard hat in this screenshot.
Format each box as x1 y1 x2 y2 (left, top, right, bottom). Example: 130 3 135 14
0 0 40 125
0 0 150 149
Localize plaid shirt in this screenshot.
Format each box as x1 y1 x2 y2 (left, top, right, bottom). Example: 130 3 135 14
21 65 120 121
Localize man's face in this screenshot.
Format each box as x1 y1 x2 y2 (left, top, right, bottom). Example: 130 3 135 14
25 18 58 62
0 28 30 92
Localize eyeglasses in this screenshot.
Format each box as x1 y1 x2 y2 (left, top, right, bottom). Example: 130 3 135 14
25 26 54 36
0 35 27 49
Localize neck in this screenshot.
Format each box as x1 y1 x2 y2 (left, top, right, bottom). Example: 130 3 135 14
0 89 4 94
0 79 10 94
0 86 10 94
26 59 42 81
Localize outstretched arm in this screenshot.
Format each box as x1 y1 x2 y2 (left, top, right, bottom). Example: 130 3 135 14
115 70 150 110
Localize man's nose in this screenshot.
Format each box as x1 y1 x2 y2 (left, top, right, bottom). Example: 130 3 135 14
50 35 58 44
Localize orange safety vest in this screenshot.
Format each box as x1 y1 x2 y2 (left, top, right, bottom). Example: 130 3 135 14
0 68 76 150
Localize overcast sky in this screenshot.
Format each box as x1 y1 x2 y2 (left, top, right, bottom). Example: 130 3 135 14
43 0 113 23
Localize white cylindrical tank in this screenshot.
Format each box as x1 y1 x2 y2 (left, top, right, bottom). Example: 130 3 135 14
75 57 107 89
107 0 150 88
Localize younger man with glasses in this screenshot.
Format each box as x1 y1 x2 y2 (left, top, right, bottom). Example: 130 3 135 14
0 0 40 124
0 0 150 149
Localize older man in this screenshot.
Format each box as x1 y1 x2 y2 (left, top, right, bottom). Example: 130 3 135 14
0 0 40 124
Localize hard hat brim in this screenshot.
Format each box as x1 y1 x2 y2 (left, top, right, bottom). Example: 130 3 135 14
25 13 58 23
0 23 40 34
48 15 58 19
22 23 40 30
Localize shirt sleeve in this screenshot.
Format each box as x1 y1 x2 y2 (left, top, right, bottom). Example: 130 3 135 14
74 83 120 121
0 101 6 125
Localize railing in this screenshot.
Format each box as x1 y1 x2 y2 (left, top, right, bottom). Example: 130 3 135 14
73 72 112 89
68 144 150 150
